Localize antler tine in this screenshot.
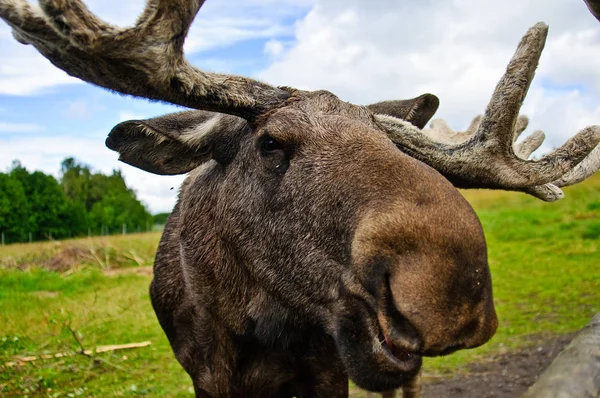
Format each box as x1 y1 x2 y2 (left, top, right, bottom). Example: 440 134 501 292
39 0 119 45
513 115 530 142
423 114 529 146
465 115 483 137
0 0 61 42
39 0 202 49
376 23 600 192
136 0 205 31
423 119 462 143
553 144 600 187
523 139 598 203
0 0 290 120
514 130 545 159
467 22 600 185
474 24 546 152
424 114 563 201
525 184 565 201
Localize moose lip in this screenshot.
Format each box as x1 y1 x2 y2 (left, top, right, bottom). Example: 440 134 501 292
377 329 421 369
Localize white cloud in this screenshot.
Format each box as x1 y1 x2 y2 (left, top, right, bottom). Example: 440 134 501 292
258 0 600 151
119 168 186 214
184 18 291 54
264 39 285 59
0 122 42 133
64 99 106 119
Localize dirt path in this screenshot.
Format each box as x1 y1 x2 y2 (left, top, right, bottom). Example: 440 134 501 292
420 334 572 398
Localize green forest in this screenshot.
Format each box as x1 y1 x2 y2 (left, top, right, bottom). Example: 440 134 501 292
0 158 154 244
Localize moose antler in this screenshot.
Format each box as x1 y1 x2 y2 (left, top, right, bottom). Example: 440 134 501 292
421 115 536 150
376 23 600 194
422 115 600 201
0 0 290 120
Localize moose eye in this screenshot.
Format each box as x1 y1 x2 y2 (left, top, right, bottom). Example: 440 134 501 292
259 135 283 154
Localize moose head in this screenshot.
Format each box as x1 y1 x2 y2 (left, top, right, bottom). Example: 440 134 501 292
1 0 599 395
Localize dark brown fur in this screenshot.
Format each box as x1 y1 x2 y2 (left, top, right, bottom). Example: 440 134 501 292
107 91 498 397
367 94 440 130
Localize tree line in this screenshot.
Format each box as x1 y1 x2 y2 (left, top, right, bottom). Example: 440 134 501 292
0 158 154 244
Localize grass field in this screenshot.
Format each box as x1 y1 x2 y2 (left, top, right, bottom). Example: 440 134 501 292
1 174 599 397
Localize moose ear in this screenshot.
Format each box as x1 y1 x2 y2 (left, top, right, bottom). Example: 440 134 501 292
367 93 440 129
106 111 249 175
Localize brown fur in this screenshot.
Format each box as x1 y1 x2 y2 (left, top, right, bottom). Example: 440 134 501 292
367 94 439 130
106 91 498 396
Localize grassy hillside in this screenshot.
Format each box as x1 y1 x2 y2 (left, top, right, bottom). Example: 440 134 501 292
0 174 598 397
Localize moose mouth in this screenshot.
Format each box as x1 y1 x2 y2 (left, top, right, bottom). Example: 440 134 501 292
334 285 423 391
374 275 423 373
378 329 421 364
377 323 422 373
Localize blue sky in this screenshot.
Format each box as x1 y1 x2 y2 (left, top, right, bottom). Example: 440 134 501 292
0 0 314 212
1 0 599 213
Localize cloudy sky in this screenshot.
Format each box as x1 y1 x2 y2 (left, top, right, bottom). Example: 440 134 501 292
1 0 599 213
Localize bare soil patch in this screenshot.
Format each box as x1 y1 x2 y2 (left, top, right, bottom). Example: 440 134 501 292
421 334 573 397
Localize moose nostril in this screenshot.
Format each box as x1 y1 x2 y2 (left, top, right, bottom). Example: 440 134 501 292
461 318 480 340
380 275 423 352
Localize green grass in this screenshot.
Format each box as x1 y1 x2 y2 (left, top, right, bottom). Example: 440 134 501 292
0 268 191 397
0 174 599 396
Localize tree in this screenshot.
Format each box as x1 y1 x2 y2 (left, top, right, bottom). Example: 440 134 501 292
87 171 153 234
153 212 171 225
10 165 74 240
0 173 29 243
0 158 153 242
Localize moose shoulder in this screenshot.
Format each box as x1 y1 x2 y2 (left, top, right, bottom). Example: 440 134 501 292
1 0 599 397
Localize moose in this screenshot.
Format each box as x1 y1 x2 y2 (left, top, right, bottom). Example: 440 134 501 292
1 1 599 397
